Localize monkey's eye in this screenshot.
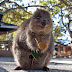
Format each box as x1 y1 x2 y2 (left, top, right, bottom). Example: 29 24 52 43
37 16 40 20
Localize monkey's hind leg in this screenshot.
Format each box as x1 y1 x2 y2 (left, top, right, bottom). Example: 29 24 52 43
43 66 50 71
14 66 22 70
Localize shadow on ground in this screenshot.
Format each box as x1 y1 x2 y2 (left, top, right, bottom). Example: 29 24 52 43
13 69 72 72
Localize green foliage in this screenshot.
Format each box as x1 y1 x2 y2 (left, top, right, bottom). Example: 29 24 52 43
39 0 72 41
53 26 63 41
0 1 32 40
0 35 6 40
0 0 72 42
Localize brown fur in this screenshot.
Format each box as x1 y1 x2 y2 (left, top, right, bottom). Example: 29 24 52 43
12 9 54 70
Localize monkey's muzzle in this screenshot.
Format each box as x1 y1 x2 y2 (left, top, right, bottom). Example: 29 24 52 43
41 20 46 27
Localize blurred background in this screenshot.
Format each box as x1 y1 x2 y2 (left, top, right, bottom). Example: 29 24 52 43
0 0 72 58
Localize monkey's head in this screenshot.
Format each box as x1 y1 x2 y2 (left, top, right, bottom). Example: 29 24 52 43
29 9 53 34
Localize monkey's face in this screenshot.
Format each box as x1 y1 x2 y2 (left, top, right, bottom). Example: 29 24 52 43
29 9 53 34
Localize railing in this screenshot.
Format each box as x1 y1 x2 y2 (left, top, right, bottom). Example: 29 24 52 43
0 40 13 57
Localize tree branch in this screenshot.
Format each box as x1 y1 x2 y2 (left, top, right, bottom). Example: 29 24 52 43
3 5 50 15
0 0 20 6
54 41 67 47
0 29 17 35
0 0 50 15
59 0 70 6
68 20 72 29
0 0 7 6
61 8 72 38
59 0 72 9
0 0 49 8
61 18 71 36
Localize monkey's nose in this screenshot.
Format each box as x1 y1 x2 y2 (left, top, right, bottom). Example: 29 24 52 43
42 20 46 26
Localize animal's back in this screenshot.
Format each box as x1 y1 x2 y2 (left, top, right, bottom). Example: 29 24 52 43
12 19 32 69
12 9 54 70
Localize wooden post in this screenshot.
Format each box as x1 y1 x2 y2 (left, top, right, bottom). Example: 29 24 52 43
0 12 3 21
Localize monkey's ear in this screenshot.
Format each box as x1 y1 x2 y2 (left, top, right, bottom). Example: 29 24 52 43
36 8 40 11
45 8 49 12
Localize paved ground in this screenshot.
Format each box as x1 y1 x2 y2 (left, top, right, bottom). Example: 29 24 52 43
0 57 72 72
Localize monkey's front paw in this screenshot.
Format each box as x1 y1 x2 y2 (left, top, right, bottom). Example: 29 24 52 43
14 66 22 70
36 49 43 57
43 66 50 71
36 48 41 54
29 55 34 59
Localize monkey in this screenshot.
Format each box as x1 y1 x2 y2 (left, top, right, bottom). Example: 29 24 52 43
12 8 54 71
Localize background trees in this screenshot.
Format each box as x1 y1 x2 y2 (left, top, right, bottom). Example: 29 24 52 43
0 0 72 44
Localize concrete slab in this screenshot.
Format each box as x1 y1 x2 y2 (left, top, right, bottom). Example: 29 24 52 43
0 57 72 72
50 58 72 64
